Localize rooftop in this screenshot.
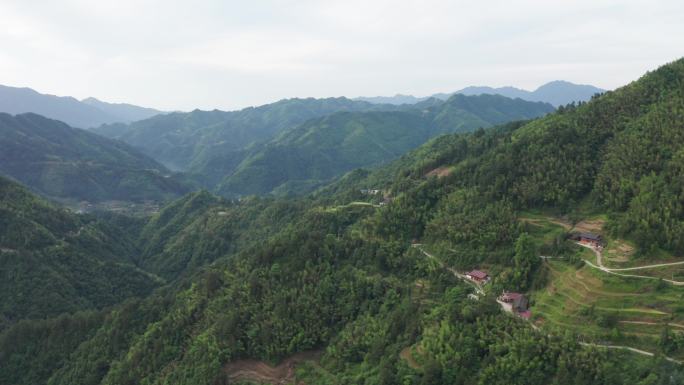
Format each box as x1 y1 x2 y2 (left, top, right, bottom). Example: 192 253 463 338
467 270 489 279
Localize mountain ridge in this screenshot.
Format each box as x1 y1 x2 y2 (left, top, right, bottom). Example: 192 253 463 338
0 84 164 128
356 80 605 107
217 93 554 196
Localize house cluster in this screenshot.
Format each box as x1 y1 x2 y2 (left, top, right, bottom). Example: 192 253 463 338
462 269 532 319
497 291 531 319
570 232 604 248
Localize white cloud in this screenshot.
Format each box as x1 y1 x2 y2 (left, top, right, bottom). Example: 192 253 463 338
0 0 682 110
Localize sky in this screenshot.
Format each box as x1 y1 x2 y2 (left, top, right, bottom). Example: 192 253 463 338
0 0 683 111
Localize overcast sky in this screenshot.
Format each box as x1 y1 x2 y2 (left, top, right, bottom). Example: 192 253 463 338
1 0 682 111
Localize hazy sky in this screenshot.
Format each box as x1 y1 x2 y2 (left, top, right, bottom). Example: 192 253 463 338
1 0 682 111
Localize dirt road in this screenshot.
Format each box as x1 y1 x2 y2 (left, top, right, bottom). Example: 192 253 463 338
579 243 684 285
412 245 484 295
580 342 682 365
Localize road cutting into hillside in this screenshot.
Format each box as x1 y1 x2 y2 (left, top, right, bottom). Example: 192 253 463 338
579 243 684 286
580 342 683 365
412 244 484 295
620 320 684 330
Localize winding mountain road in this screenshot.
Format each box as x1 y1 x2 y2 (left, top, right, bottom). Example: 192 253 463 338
412 244 484 295
580 342 682 365
578 243 684 285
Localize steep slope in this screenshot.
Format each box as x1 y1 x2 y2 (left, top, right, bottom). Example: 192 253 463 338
0 176 159 329
93 97 396 185
133 192 307 280
218 94 553 196
218 111 430 196
5 186 676 385
0 113 192 203
335 58 684 252
306 58 684 357
0 85 162 128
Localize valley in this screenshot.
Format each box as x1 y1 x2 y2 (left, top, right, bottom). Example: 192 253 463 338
1 25 683 385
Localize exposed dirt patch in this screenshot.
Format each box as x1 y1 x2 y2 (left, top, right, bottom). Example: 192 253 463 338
425 167 452 178
573 219 605 233
400 346 422 370
223 350 322 385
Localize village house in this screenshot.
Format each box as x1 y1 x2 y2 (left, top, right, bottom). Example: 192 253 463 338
497 291 531 319
465 270 490 283
577 233 603 247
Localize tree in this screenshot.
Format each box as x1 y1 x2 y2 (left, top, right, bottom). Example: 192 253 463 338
513 232 539 290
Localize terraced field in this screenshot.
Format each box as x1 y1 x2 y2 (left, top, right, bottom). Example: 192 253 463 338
533 260 684 358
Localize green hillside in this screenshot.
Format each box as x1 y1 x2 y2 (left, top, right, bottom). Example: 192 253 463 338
0 176 159 330
219 94 553 196
134 192 306 280
0 113 192 203
93 97 397 185
2 59 684 385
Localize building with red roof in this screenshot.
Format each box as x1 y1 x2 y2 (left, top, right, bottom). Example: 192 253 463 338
465 270 489 283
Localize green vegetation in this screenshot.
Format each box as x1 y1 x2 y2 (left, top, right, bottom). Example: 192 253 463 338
0 113 192 202
0 176 159 328
94 97 395 185
534 260 684 356
2 58 684 385
94 94 551 195
219 94 553 196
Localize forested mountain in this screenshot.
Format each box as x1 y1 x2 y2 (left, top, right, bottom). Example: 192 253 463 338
92 97 396 185
218 94 553 196
2 59 684 385
357 80 605 107
334 58 684 254
0 85 162 128
0 113 192 203
93 94 550 195
0 176 159 330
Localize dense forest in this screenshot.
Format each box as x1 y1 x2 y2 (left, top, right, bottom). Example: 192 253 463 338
218 94 553 196
1 58 684 385
92 94 551 196
92 97 400 183
0 113 192 203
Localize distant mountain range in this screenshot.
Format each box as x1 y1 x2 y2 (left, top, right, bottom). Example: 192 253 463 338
0 85 164 128
356 80 605 107
0 113 191 202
